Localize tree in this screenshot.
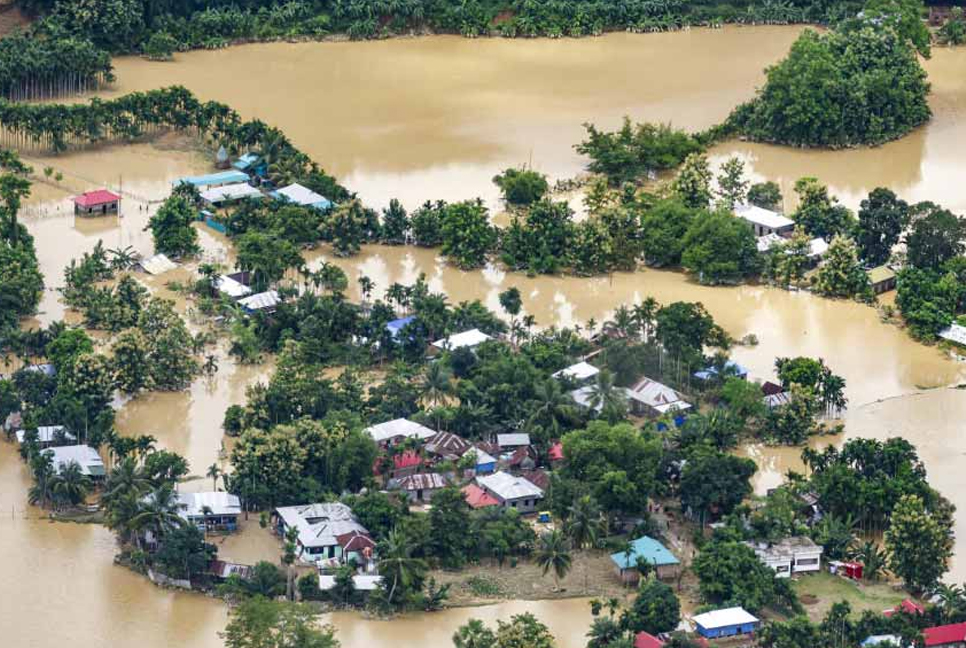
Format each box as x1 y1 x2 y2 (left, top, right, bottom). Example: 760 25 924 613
220 598 340 648
49 460 93 508
885 494 953 593
381 198 409 245
429 486 473 568
693 533 798 613
681 210 759 285
146 194 199 258
621 578 681 635
790 178 854 241
377 528 428 606
154 524 215 580
576 119 704 185
143 31 178 61
896 266 963 339
566 495 602 551
905 203 965 270
410 200 445 247
0 236 44 324
137 298 199 391
764 232 811 288
715 156 748 209
500 199 574 274
535 529 572 591
679 448 756 524
856 187 909 265
584 369 627 424
492 167 549 207
747 181 782 211
45 328 93 372
640 199 695 267
655 301 728 365
327 198 371 257
111 328 150 393
671 153 712 209
453 619 496 648
131 484 183 540
207 463 221 491
236 231 303 291
439 199 495 270
862 0 932 58
493 613 556 648
813 235 872 300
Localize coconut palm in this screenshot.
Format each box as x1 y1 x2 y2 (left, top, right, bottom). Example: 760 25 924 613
535 529 572 591
567 495 602 550
131 484 183 542
527 378 577 439
421 361 452 410
377 528 428 605
27 451 55 508
102 457 151 507
206 463 221 491
50 461 92 509
933 583 966 623
585 369 627 423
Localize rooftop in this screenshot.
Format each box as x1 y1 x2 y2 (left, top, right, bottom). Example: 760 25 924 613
924 622 966 647
626 377 691 413
610 535 679 570
178 491 241 518
275 503 369 550
692 607 759 630
365 418 436 444
176 170 249 188
551 361 600 381
272 183 332 210
867 265 896 284
465 446 497 466
15 425 73 445
73 189 120 207
432 328 492 350
140 253 178 276
497 433 530 447
939 323 966 347
318 574 382 591
461 483 500 508
397 473 448 491
44 445 105 477
735 203 794 229
634 632 664 648
215 275 252 299
425 431 472 458
477 471 543 501
200 182 263 204
239 290 280 312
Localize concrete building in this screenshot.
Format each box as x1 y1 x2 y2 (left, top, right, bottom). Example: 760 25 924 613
476 471 543 514
692 607 760 639
273 503 373 565
748 536 823 577
735 203 794 237
73 189 120 216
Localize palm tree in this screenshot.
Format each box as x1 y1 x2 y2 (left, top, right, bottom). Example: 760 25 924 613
377 528 428 606
933 583 966 623
633 297 659 342
527 378 577 439
131 484 183 542
421 362 452 410
27 451 55 509
603 305 637 339
50 461 93 509
206 463 221 491
850 539 887 582
567 495 602 550
102 457 151 508
585 369 627 423
358 275 375 305
535 529 572 591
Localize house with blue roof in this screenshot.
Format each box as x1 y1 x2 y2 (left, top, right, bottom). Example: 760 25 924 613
610 535 680 583
386 316 415 340
693 360 749 382
175 170 250 191
232 152 267 177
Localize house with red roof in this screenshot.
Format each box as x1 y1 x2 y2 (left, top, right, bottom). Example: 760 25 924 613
884 599 925 618
923 621 966 647
634 631 664 648
461 483 499 509
73 189 120 216
388 450 423 479
548 441 564 464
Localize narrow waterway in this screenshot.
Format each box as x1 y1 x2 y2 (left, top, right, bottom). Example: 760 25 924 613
7 26 966 648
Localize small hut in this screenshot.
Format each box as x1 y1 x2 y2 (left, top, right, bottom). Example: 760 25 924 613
73 189 120 216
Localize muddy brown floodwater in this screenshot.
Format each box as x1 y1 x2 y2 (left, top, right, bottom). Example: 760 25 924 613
6 26 966 648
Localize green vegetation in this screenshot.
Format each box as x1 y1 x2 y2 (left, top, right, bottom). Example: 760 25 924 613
493 167 549 207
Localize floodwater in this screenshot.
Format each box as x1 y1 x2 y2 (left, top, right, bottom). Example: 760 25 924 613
7 26 966 648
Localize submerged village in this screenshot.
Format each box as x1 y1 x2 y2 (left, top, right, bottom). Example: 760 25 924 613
6 1 966 648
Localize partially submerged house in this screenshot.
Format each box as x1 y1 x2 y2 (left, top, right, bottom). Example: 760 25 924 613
868 265 897 294
693 360 748 382
239 290 280 314
15 425 74 448
139 253 178 275
273 503 374 565
200 182 264 206
692 607 760 639
318 574 382 592
476 471 544 514
735 203 794 237
45 445 106 479
215 274 252 299
271 182 332 211
176 170 250 191
939 323 966 348
73 189 120 216
624 377 691 420
177 491 242 532
610 535 680 583
365 418 436 445
748 536 823 578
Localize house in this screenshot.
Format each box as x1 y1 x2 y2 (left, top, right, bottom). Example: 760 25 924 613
610 536 681 583
176 170 250 191
862 635 906 647
756 232 785 253
735 203 794 237
73 189 120 216
208 560 253 581
884 599 925 618
3 411 21 433
634 632 665 648
507 445 537 471
748 536 823 577
551 361 600 385
176 491 241 532
624 377 691 420
45 445 106 479
273 503 373 565
829 560 863 579
232 152 265 176
318 574 382 592
693 360 748 382
200 182 264 206
15 425 74 448
808 237 829 260
365 418 436 445
215 274 252 299
385 316 415 340
425 431 472 461
939 323 966 348
525 469 551 492
692 607 760 639
868 265 897 294
462 483 500 509
387 450 423 479
761 380 792 409
548 442 564 465
271 182 332 211
432 329 492 352
24 363 56 377
395 472 448 502
476 471 544 513
464 446 497 474
497 433 530 449
924 622 966 647
139 253 178 275
239 290 280 314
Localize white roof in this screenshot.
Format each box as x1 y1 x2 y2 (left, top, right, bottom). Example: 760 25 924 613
239 290 280 311
177 491 241 518
275 183 328 207
365 418 436 444
275 503 368 551
756 233 784 253
552 361 600 381
862 635 905 647
940 323 966 346
497 433 530 447
200 183 263 204
318 574 382 591
626 377 691 413
477 471 543 501
808 237 829 258
215 275 252 299
735 203 794 230
432 329 492 350
692 607 759 630
465 446 497 465
44 445 105 476
140 253 178 275
15 426 73 444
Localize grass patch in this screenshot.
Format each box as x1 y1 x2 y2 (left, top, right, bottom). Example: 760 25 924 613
792 572 908 621
463 575 505 598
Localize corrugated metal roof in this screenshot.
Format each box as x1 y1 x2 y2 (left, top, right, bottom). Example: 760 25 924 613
867 265 896 285
432 329 492 350
626 377 690 413
201 182 263 204
318 574 382 591
477 471 543 501
239 290 280 311
552 361 600 381
398 473 447 491
73 189 120 207
692 607 759 630
497 433 530 447
45 445 105 477
178 491 241 518
215 275 252 299
15 425 72 444
939 323 966 346
176 170 249 188
140 253 178 275
735 203 794 229
272 183 332 209
274 503 368 552
365 418 436 444
610 536 679 570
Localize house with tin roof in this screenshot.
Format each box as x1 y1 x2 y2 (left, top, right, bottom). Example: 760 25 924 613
624 377 691 419
476 471 544 514
395 472 448 502
365 418 436 445
610 535 680 583
273 503 374 565
45 445 106 479
692 607 760 639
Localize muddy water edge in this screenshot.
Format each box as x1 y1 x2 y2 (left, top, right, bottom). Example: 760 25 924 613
4 26 966 648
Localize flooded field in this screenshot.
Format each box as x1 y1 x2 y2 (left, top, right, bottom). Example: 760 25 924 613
6 26 966 648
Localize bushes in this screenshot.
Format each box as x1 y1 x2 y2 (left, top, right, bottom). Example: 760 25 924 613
492 167 548 207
